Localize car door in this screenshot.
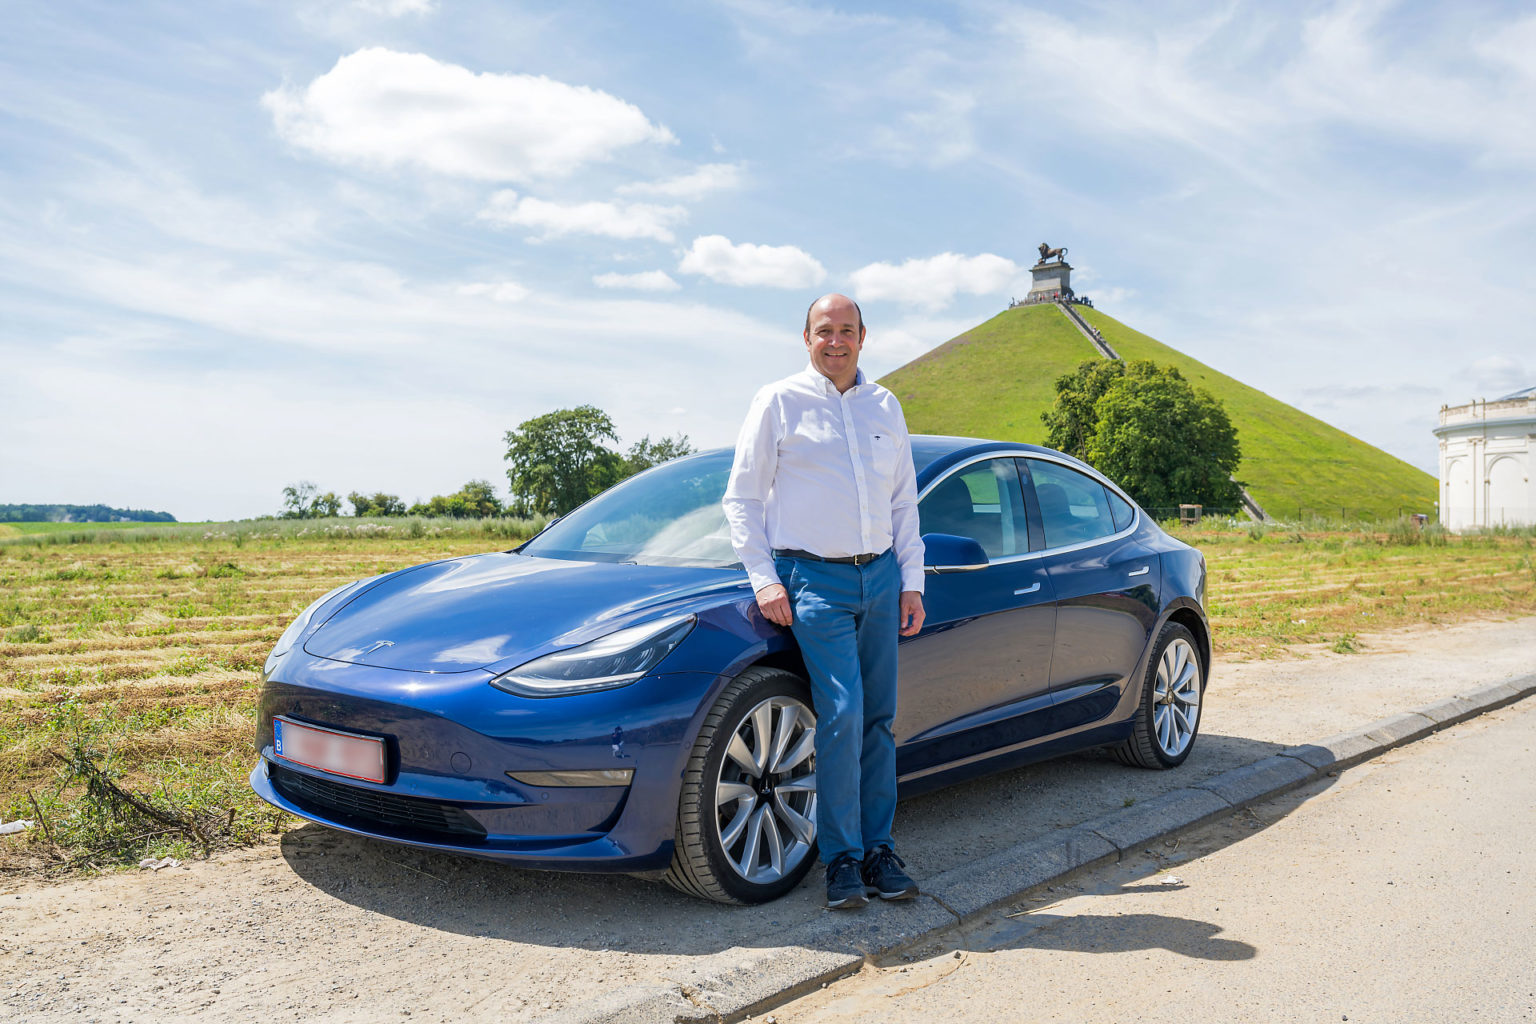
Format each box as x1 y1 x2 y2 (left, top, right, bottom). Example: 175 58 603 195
895 456 1057 779
1026 457 1161 727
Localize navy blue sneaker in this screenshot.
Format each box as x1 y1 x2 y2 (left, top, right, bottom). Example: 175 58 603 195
862 846 918 900
825 854 869 910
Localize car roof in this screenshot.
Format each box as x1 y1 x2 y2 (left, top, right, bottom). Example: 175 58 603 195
695 434 1092 487
908 435 1103 485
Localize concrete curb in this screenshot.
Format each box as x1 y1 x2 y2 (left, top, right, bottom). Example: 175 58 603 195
543 673 1536 1024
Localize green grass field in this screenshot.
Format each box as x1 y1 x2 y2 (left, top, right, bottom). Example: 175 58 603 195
879 303 1102 442
879 303 1437 521
0 521 206 538
0 514 546 549
1 524 1532 876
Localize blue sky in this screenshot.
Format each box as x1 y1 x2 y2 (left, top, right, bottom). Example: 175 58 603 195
3 0 1533 520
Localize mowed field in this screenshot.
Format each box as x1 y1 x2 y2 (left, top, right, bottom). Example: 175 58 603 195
2 522 1534 875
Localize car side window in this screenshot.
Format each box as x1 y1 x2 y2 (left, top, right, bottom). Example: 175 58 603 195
1030 460 1119 549
1107 490 1134 532
919 458 1029 558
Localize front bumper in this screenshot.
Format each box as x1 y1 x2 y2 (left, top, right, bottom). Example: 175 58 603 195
250 649 722 872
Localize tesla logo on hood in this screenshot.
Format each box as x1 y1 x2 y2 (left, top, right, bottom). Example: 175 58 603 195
360 640 396 656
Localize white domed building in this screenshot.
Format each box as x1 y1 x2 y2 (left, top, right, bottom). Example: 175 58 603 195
1434 386 1536 531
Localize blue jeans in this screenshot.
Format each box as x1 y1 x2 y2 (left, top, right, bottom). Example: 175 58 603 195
776 550 900 865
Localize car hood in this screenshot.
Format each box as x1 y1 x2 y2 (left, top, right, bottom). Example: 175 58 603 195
303 552 747 673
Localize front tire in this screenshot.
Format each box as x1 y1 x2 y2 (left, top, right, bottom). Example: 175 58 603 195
1113 622 1204 769
665 666 819 904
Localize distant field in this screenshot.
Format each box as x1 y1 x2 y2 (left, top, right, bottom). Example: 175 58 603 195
0 521 203 537
1 525 1532 874
0 514 544 549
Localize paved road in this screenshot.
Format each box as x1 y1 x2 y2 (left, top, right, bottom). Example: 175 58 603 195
767 696 1536 1024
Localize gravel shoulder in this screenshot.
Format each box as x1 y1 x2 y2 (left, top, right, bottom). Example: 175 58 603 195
4 614 1535 1024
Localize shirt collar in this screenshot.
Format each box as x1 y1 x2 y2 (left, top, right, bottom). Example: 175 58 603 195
801 362 867 394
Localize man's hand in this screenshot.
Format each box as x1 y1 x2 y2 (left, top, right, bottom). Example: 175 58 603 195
899 591 925 636
755 583 793 628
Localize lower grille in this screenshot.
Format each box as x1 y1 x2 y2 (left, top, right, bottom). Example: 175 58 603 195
271 763 488 841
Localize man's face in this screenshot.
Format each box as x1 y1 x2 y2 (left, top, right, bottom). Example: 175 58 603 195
803 297 865 386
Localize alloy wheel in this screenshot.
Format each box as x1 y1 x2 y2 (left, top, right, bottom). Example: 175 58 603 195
714 696 817 884
1152 636 1201 758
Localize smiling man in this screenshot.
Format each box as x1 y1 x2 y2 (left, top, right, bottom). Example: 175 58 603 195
722 292 926 909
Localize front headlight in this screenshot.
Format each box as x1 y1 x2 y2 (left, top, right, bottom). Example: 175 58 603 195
270 579 369 659
489 613 696 698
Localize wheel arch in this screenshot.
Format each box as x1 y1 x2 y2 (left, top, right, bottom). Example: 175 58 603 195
1159 599 1211 683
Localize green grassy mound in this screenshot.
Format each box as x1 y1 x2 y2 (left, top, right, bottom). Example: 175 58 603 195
879 304 1435 520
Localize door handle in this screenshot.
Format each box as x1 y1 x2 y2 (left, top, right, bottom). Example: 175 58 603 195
1128 566 1150 577
1014 582 1041 595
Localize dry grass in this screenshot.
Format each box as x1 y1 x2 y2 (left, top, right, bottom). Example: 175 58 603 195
1168 519 1536 658
1 525 1533 874
0 534 510 874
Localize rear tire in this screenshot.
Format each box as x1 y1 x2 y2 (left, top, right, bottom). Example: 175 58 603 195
1113 622 1204 769
664 666 819 904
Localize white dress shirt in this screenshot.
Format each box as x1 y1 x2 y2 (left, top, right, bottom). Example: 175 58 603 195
723 364 926 596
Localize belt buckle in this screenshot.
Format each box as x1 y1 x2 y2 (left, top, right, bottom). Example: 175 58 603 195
853 552 871 566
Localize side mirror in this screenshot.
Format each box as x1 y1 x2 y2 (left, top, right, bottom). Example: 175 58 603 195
921 533 989 573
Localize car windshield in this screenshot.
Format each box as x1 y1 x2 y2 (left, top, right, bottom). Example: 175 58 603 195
520 450 739 567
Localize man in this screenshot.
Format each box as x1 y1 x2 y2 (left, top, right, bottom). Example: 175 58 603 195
722 293 926 910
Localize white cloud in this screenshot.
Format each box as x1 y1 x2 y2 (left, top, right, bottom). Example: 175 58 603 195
262 48 676 181
456 280 530 303
718 2 975 167
0 233 796 518
592 270 680 291
617 163 744 199
849 253 1019 311
478 191 686 241
1281 4 1536 167
866 90 976 166
678 235 826 288
352 0 435 15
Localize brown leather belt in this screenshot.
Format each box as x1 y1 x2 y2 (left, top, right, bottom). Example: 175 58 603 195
774 548 886 566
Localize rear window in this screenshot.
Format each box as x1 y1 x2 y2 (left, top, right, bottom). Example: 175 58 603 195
1030 460 1119 549
1108 490 1135 532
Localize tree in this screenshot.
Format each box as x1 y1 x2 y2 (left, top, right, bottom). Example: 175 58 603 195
503 406 626 516
348 491 406 517
439 479 502 518
503 408 698 516
1042 360 1242 510
1041 360 1129 458
280 481 343 518
280 481 317 519
407 480 505 518
622 433 695 476
311 491 343 518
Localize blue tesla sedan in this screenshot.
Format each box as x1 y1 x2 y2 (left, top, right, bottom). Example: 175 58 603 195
251 436 1208 904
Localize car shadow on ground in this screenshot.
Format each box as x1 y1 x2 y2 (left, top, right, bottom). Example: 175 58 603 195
276 730 1295 957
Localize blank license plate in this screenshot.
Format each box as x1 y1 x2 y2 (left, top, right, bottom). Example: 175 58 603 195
274 717 387 784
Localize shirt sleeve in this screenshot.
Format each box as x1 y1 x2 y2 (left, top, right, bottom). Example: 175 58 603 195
722 386 782 594
890 413 926 594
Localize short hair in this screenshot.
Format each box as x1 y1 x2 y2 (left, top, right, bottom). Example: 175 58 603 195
804 296 865 334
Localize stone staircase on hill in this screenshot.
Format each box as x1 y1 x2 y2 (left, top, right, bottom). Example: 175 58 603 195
1052 301 1268 522
1054 300 1120 359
